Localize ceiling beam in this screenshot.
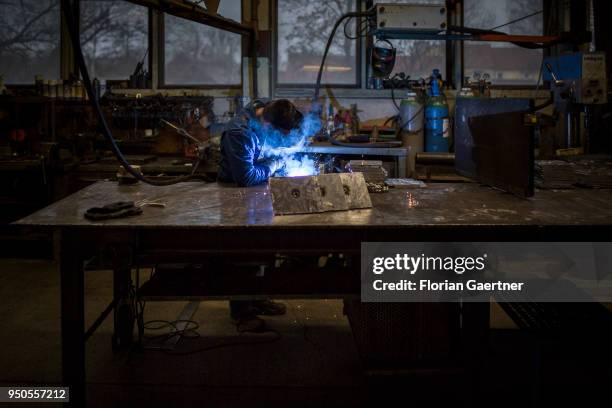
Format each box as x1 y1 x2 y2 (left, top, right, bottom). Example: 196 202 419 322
125 0 254 36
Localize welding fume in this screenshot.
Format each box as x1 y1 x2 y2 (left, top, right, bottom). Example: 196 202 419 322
217 98 322 187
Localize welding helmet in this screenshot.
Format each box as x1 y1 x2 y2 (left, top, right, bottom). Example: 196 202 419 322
371 39 396 78
263 99 304 134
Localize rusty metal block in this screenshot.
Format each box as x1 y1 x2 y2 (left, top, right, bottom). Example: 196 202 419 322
269 173 372 215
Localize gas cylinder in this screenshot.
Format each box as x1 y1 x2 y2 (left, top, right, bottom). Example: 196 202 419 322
425 69 450 152
399 91 423 132
399 91 424 177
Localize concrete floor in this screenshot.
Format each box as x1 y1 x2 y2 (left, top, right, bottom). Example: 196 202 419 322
2 258 609 408
0 258 364 407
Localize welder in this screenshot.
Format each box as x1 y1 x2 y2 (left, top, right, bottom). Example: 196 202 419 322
218 98 305 332
218 98 304 186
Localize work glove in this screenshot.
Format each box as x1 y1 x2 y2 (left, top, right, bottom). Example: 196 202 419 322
266 158 285 176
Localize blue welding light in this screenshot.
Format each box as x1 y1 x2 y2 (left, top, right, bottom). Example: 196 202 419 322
254 111 322 177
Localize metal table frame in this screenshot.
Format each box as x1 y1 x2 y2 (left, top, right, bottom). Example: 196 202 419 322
15 181 612 406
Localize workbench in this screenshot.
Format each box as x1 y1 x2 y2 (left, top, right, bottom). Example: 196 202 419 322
298 142 410 177
14 181 612 406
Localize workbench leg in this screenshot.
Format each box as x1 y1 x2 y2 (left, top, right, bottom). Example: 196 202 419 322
110 245 134 351
59 231 85 407
397 156 407 178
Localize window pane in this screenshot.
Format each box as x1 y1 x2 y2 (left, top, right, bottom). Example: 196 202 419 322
164 12 242 85
277 0 358 85
0 0 60 84
374 0 446 80
80 0 148 82
464 0 543 85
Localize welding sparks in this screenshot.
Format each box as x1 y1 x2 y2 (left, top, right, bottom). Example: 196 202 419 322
254 110 322 177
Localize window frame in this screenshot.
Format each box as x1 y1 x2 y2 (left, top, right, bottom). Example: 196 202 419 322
158 6 244 89
460 0 546 89
272 0 364 91
272 0 454 97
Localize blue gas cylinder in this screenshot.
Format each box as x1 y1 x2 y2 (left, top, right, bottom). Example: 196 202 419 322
425 69 450 152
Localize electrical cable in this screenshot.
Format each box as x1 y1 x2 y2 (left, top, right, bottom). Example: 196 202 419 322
389 79 400 111
163 330 282 356
397 106 424 132
489 10 543 31
313 7 375 102
60 0 206 186
343 15 370 40
313 7 399 148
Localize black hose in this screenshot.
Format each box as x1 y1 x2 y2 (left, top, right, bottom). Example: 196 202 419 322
61 0 204 186
313 8 375 102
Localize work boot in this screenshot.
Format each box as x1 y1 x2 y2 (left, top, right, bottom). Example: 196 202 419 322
233 314 267 333
251 299 287 316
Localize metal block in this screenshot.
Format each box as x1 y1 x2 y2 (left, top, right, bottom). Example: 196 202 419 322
339 173 373 210
269 173 372 215
269 176 324 215
317 174 349 212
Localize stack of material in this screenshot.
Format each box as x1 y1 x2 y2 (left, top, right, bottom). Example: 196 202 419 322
385 178 426 188
535 158 612 189
574 160 612 188
346 160 388 183
535 160 578 189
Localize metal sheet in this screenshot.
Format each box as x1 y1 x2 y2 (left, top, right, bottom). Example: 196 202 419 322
12 181 612 228
468 111 535 197
454 98 533 193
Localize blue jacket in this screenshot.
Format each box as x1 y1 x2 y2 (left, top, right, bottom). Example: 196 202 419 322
217 105 272 187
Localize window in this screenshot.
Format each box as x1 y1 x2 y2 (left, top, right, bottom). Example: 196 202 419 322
80 0 149 82
0 0 60 84
276 0 359 86
163 0 242 86
374 0 446 81
464 0 543 86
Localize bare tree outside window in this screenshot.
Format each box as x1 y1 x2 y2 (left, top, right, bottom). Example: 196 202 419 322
277 0 358 85
80 0 149 81
164 0 242 86
374 0 446 81
464 0 543 85
0 0 60 84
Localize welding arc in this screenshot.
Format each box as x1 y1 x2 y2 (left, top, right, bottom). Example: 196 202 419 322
60 0 205 186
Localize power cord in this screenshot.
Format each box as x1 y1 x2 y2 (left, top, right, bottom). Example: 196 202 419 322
60 0 207 186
